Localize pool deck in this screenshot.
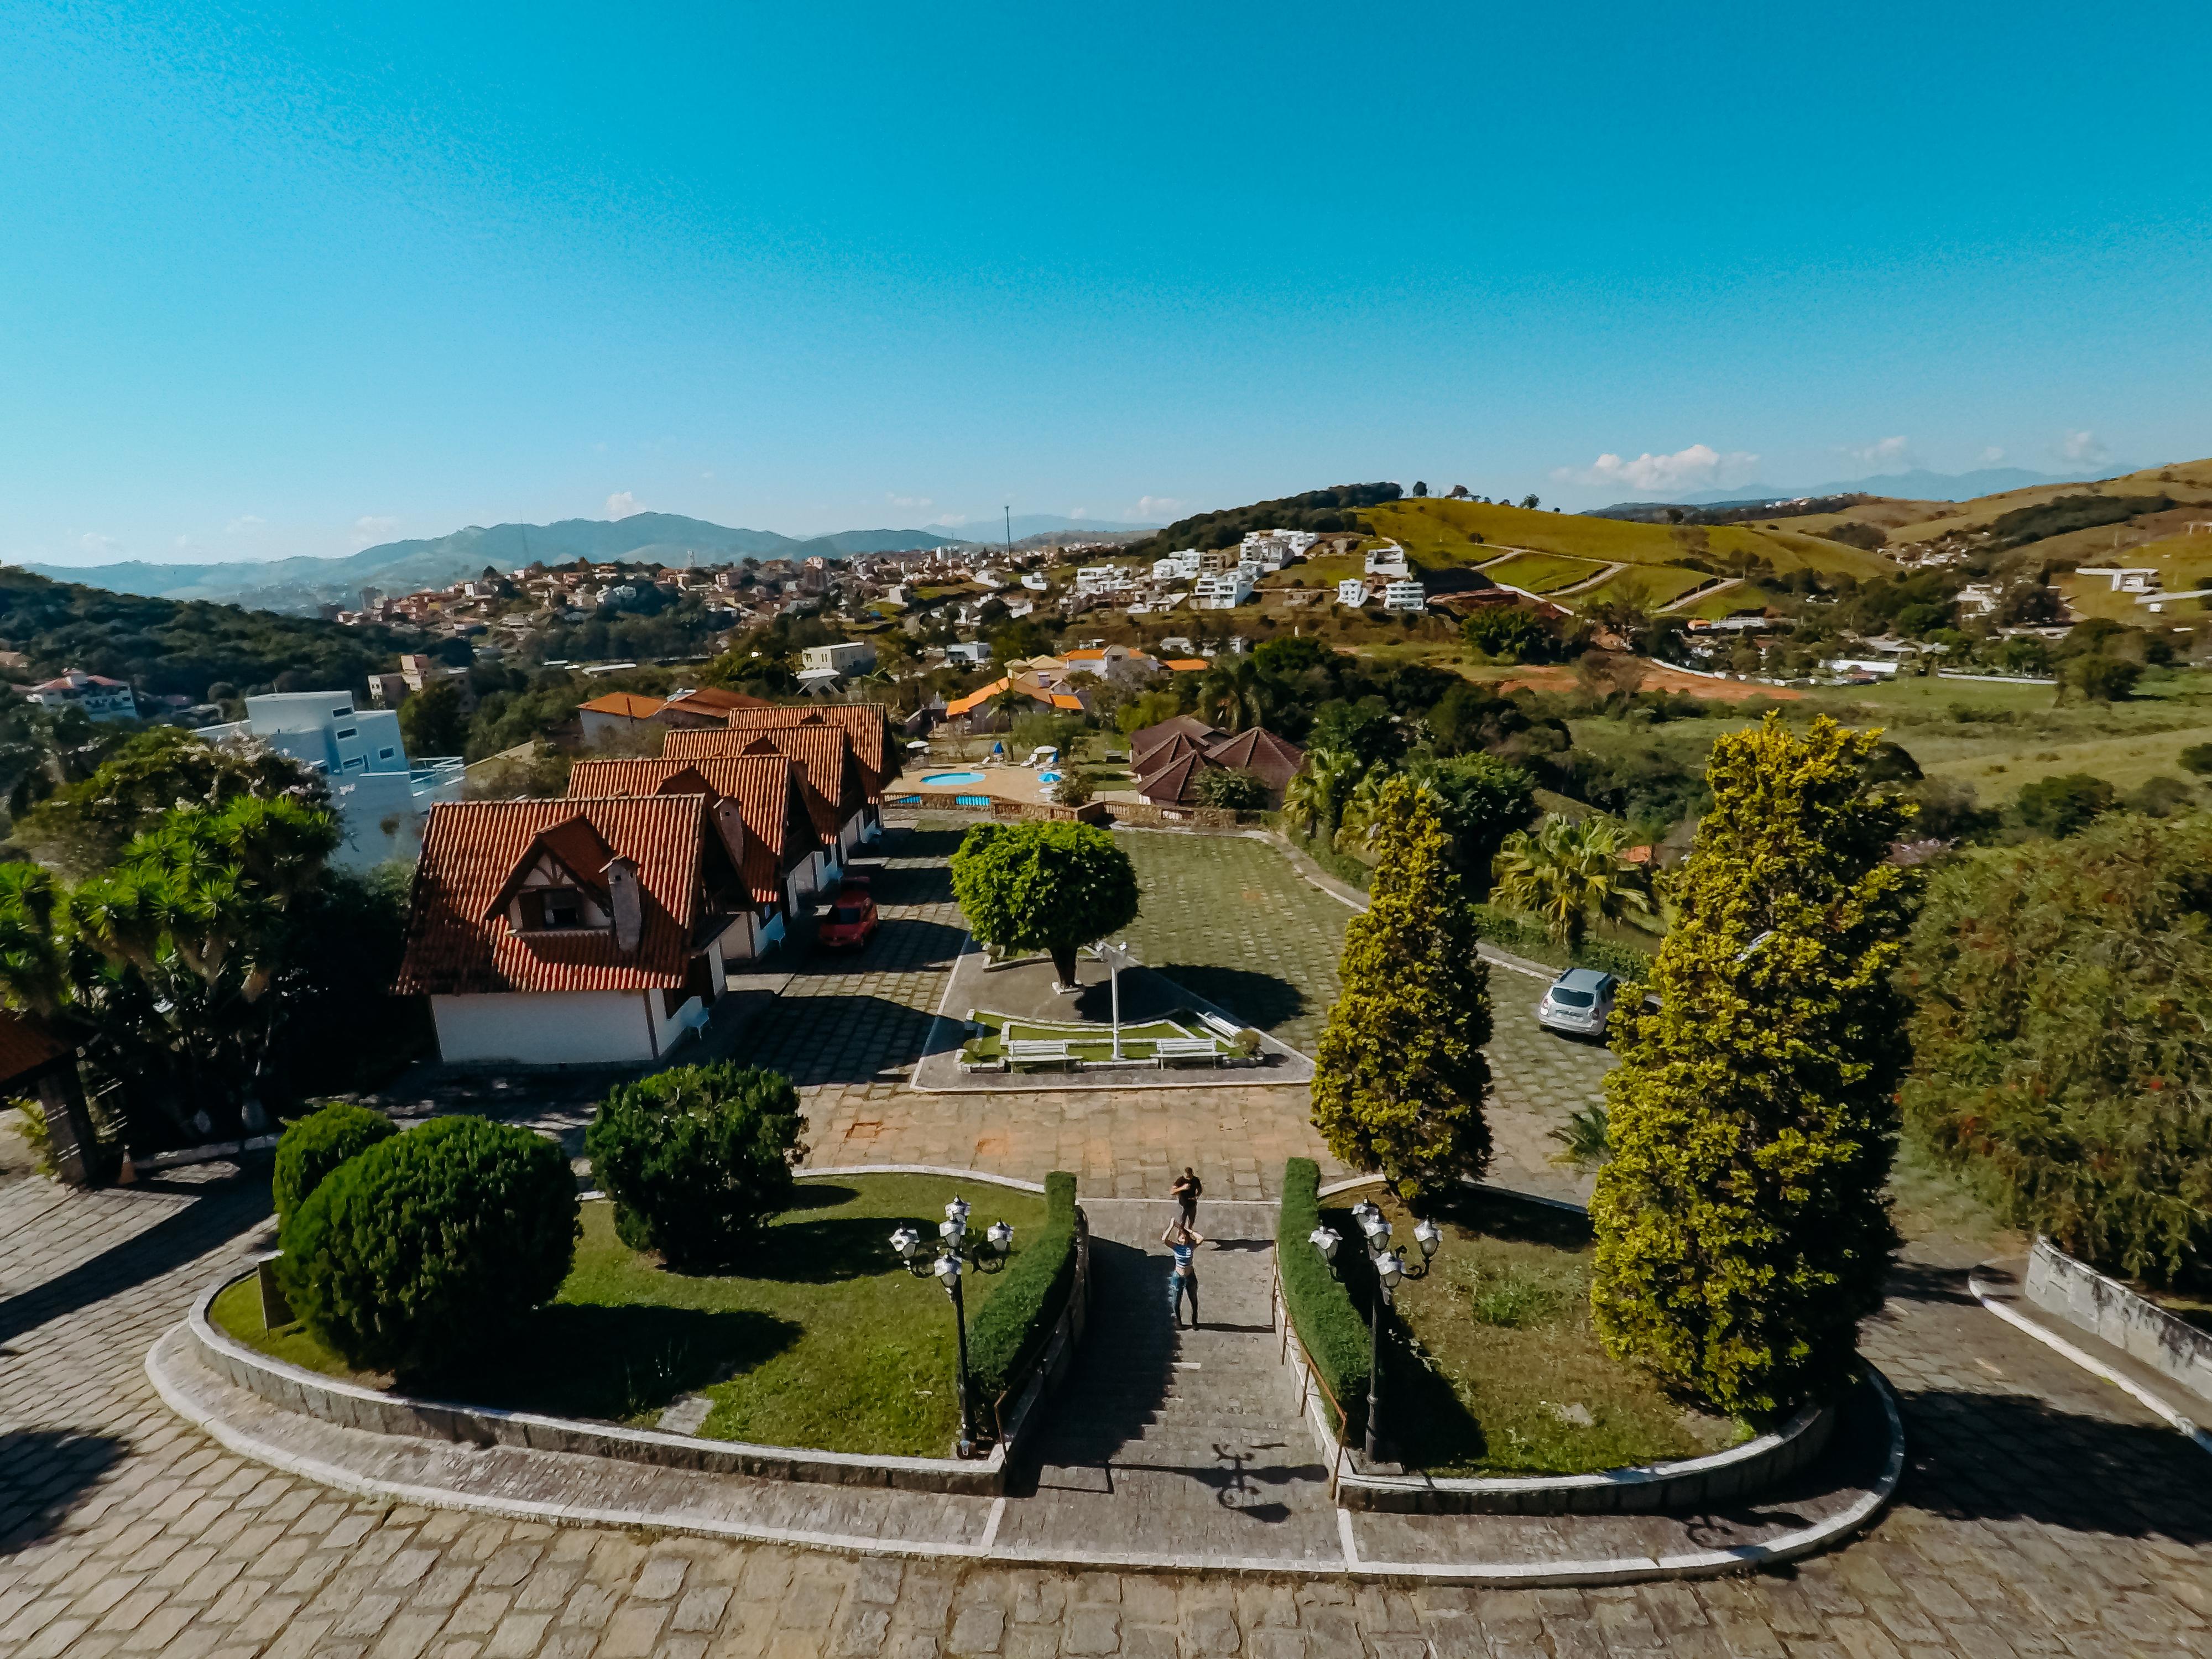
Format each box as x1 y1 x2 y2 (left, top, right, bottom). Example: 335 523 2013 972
896 761 1062 806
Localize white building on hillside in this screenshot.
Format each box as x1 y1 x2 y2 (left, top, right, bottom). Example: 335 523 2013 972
1337 578 1371 608
203 692 465 869
801 640 878 675
1076 566 1131 595
17 669 138 722
1365 542 1410 577
1382 580 1428 613
1193 570 1255 610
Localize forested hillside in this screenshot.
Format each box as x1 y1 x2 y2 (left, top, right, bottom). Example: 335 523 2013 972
0 568 411 702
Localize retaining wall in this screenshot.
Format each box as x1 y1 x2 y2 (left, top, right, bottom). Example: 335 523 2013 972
2025 1235 2212 1406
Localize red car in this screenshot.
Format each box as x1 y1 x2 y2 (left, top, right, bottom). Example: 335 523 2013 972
818 884 879 949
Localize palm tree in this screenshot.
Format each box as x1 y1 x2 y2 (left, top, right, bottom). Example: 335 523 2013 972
1333 766 1398 853
1490 813 1652 948
1196 658 1269 734
1282 748 1363 843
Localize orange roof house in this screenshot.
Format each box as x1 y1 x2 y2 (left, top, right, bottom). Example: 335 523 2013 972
395 794 776 1066
566 755 820 908
673 702 899 795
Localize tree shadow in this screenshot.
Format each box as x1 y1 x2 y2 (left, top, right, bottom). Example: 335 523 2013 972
738 993 943 1086
783 1182 858 1213
730 1215 922 1285
414 1303 802 1424
0 1431 127 1553
1879 1259 1983 1308
1009 1238 1173 1485
1142 964 1306 1034
1891 1387 2212 1543
0 1177 268 1350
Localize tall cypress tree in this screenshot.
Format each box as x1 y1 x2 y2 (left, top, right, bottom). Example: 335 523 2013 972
1590 714 1914 1417
1311 779 1493 1198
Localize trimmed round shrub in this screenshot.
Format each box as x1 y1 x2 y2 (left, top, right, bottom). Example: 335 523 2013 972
272 1103 396 1230
278 1116 578 1378
583 1063 806 1270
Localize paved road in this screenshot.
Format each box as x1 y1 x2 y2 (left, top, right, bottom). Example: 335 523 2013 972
4 823 2210 1656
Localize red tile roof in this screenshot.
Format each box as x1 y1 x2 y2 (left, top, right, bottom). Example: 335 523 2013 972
578 691 667 720
395 796 723 996
1202 727 1306 792
1131 715 1222 757
687 703 897 792
730 728 863 839
566 755 819 905
0 1009 69 1088
665 686 770 715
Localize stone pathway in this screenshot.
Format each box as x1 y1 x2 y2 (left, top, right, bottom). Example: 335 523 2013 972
996 1201 1341 1568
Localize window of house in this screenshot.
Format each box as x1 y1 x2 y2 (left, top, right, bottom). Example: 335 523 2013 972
335 727 357 740
539 889 584 929
342 756 366 771
378 747 395 760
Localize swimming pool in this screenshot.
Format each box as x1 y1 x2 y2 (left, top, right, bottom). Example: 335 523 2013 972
922 770 987 787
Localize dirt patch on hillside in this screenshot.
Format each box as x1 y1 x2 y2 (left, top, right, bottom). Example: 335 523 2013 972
1494 661 1806 701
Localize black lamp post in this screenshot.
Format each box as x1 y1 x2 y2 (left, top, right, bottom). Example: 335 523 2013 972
890 1196 1014 1458
1312 1198 1443 1465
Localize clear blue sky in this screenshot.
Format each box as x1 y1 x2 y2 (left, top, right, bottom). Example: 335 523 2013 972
6 1 2209 565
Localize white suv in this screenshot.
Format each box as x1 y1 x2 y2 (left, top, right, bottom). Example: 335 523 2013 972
1537 968 1618 1040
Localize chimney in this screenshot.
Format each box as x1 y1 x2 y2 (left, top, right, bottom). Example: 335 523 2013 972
710 798 748 872
605 857 644 953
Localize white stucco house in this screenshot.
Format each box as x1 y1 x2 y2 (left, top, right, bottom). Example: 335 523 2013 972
203 691 464 869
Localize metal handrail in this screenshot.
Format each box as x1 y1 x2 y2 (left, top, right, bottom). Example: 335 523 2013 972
1272 1266 1353 1500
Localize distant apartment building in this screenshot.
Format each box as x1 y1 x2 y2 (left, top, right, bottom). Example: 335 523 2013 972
202 692 465 869
1364 542 1410 577
1381 580 1428 613
1076 566 1130 596
1151 549 1203 582
17 669 139 722
1337 578 1371 608
801 641 879 676
1193 571 1255 611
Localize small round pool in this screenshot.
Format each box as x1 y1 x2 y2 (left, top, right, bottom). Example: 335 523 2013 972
922 770 986 787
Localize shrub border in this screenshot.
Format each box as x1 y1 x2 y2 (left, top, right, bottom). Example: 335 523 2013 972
1287 1168 1843 1514
187 1166 1086 1496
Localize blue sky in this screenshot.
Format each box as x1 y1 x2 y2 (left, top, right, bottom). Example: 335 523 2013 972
5 1 2209 566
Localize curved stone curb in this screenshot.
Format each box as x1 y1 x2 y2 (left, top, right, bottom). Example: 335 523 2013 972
1293 1174 1837 1514
182 1275 1011 1493
1968 1263 2212 1458
148 1319 1908 1585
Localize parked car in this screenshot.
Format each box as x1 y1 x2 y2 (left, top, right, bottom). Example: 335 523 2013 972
1537 967 1618 1039
817 885 879 950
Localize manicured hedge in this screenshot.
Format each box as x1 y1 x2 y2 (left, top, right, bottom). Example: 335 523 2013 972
967 1171 1079 1403
278 1115 578 1379
272 1103 396 1230
1279 1157 1371 1442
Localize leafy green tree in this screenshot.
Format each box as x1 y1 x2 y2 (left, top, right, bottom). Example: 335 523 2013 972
2065 655 2140 703
1590 715 1914 1417
273 1102 397 1228
1194 767 1269 810
2015 772 2115 837
1196 658 1271 733
585 1063 805 1269
1311 780 1493 1198
400 680 468 757
1491 814 1652 947
12 725 323 878
1408 754 1536 893
1461 605 1559 664
1282 748 1364 845
1901 812 2212 1285
0 794 341 1146
1308 698 1402 768
1251 635 1332 678
949 821 1140 986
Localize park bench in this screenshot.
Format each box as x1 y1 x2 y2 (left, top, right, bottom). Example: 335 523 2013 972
1006 1038 1075 1066
1151 1037 1220 1064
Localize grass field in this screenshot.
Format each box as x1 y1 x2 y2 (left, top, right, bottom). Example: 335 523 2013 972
1570 565 1714 610
1481 551 1608 593
213 1175 1051 1455
1349 1188 1746 1474
1672 579 1773 619
1358 499 1897 582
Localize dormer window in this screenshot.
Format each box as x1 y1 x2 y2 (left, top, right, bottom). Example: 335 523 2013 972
540 889 583 929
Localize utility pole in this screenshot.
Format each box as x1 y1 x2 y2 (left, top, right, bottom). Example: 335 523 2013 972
1004 505 1012 561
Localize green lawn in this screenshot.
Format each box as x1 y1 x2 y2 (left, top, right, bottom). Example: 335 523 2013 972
1572 565 1714 610
1481 552 1607 594
1347 1189 1746 1475
212 1175 1050 1455
1672 579 1773 619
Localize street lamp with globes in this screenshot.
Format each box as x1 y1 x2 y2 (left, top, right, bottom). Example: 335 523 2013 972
889 1196 1015 1457
1312 1194 1445 1464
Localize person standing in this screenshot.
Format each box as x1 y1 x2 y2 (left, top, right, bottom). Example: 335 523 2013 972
1170 1166 1202 1230
1164 1220 1203 1328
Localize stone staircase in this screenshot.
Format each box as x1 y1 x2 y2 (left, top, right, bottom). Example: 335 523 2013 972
993 1198 1342 1564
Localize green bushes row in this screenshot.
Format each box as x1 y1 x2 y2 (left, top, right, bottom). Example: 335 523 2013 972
966 1171 1079 1402
272 1102 395 1227
1279 1158 1371 1443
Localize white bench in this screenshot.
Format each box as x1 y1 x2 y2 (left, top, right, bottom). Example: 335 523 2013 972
1006 1039 1074 1065
1151 1037 1220 1063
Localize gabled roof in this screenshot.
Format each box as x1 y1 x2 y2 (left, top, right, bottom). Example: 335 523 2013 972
567 755 820 905
674 703 897 792
1136 752 1215 806
727 728 864 838
578 691 666 721
395 796 716 995
1131 715 1222 757
1163 659 1210 672
1133 729 1210 776
664 686 771 717
943 677 1014 719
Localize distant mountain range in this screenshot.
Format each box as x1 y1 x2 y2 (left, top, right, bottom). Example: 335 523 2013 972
17 513 977 615
936 513 1159 544
1662 464 2137 508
